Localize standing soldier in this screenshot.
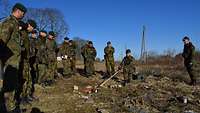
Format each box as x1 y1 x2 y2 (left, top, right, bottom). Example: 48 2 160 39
37 30 48 85
60 37 71 76
81 41 89 73
17 20 37 104
46 31 57 84
104 41 115 78
84 41 97 77
29 30 38 99
68 40 77 74
0 3 27 112
119 49 136 86
182 36 197 85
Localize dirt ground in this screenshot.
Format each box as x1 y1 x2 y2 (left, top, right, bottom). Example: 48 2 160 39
21 61 200 113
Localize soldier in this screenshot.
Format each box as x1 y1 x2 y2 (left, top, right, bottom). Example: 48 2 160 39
119 49 136 86
182 36 197 85
83 41 97 77
104 41 115 78
0 3 27 112
37 30 48 85
68 40 77 74
17 20 37 104
81 42 89 73
46 31 57 84
60 37 72 76
29 30 38 99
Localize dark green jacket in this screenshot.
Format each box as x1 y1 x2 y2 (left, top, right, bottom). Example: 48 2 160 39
182 42 195 65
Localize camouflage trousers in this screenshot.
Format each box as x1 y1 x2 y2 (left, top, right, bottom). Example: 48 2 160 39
62 59 72 76
46 61 57 81
0 54 20 111
70 57 76 73
37 63 47 84
21 59 32 98
29 57 37 96
123 65 136 82
105 59 115 76
185 63 197 83
85 59 95 76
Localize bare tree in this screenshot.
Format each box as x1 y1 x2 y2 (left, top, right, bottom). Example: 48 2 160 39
163 48 176 57
24 8 68 42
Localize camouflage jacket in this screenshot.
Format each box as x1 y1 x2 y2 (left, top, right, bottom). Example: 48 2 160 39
84 46 97 60
104 46 115 61
0 15 20 60
81 44 88 58
182 42 195 64
120 55 135 68
68 41 77 58
46 38 57 61
20 30 30 59
29 37 38 57
36 36 47 64
60 42 70 56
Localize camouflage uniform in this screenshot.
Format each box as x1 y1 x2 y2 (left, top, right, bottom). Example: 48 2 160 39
29 36 38 97
120 55 136 83
37 36 48 84
84 45 97 76
46 38 57 81
0 15 20 111
68 41 77 73
17 29 32 102
60 41 71 75
104 46 115 76
182 42 197 84
81 44 88 72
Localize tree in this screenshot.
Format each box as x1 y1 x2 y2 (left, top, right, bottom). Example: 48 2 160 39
24 8 68 42
73 37 88 60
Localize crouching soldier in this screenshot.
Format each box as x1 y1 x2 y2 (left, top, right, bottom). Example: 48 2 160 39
182 36 197 85
119 49 136 86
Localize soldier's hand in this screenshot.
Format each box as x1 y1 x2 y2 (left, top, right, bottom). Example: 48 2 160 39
118 66 122 70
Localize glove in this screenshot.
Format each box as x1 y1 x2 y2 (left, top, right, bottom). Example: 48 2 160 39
57 57 62 61
189 62 193 67
65 55 68 59
118 66 122 70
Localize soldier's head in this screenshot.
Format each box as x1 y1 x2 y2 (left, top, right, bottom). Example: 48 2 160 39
19 21 28 31
27 19 37 32
12 3 27 19
107 41 112 47
126 49 132 56
31 30 37 38
48 31 55 40
182 36 190 45
39 30 47 38
64 37 69 43
88 41 93 47
69 40 73 45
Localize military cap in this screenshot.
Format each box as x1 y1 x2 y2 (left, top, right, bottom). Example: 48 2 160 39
69 40 73 43
19 20 28 30
39 30 47 34
49 31 56 37
126 49 131 54
32 29 37 34
107 41 111 45
182 36 190 41
12 3 27 13
27 19 37 29
88 41 93 44
64 37 69 40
